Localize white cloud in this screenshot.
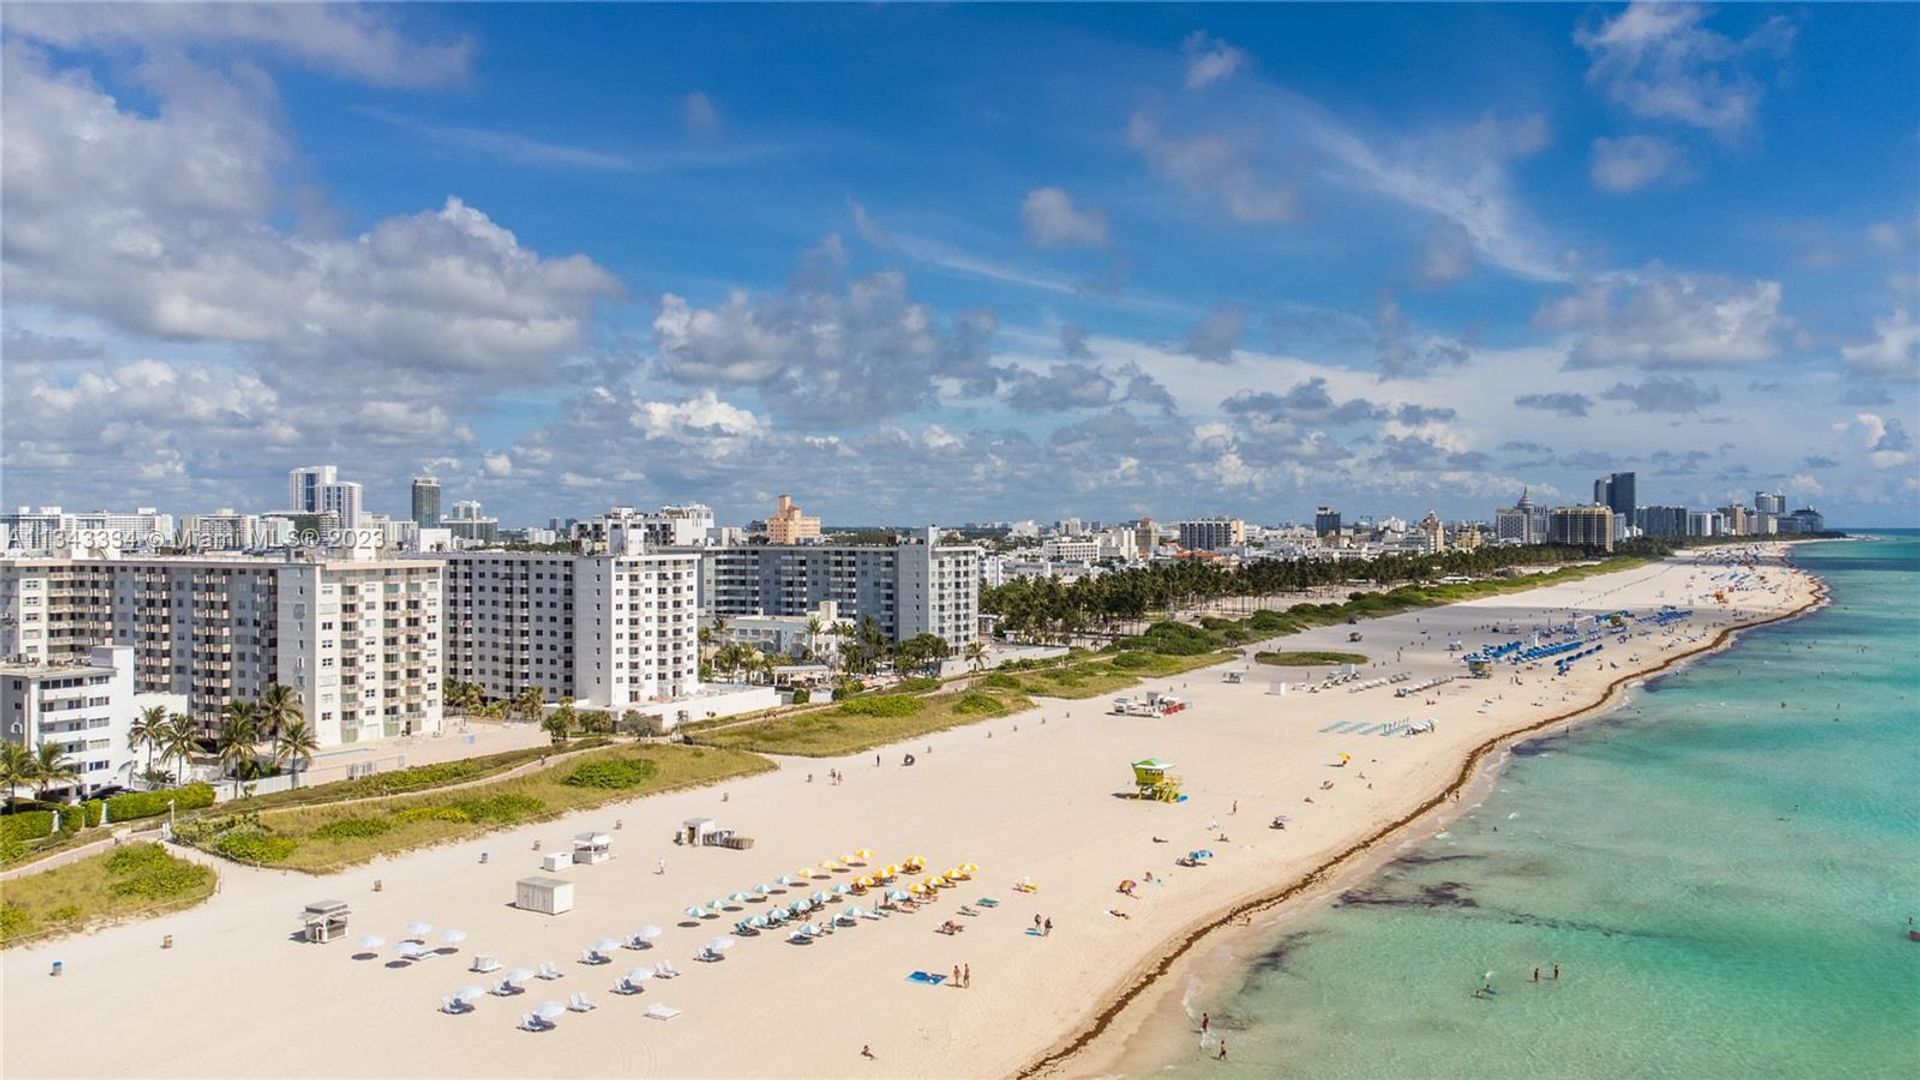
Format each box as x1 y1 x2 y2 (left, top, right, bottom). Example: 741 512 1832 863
680 92 722 137
1575 2 1793 136
1182 305 1247 363
635 390 765 443
1535 269 1788 368
1590 135 1688 193
1127 111 1297 224
1419 220 1475 286
1840 310 1920 380
3 2 472 88
1021 187 1110 249
1181 32 1246 89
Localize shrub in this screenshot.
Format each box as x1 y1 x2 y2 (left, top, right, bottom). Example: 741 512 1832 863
0 904 31 941
1108 651 1156 670
952 692 1006 716
1132 621 1218 656
888 677 940 694
310 817 395 841
789 687 811 705
450 793 545 824
561 757 657 790
0 811 56 846
48 903 83 923
211 829 298 864
105 843 213 901
979 672 1022 690
102 783 215 823
834 695 926 719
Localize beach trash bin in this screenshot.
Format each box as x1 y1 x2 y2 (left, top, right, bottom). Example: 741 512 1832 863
480 852 489 864
373 880 383 892
51 961 62 977
162 934 173 949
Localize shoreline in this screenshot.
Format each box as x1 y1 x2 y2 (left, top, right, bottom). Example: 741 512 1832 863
1019 553 1831 1079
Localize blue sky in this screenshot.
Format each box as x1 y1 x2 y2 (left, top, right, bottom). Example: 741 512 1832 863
3 2 1916 526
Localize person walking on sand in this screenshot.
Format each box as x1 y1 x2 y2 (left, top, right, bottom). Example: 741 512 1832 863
1201 1013 1210 1036
1034 914 1043 933
861 1045 875 1060
656 857 666 876
964 963 971 988
953 964 962 986
1218 1040 1228 1061
1044 917 1053 937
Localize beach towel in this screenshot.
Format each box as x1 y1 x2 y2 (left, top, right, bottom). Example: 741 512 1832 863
907 971 948 986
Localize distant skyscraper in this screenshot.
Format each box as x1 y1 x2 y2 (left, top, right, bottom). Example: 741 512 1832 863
411 476 442 529
1755 491 1785 515
1314 506 1342 537
289 466 337 512
1594 472 1637 517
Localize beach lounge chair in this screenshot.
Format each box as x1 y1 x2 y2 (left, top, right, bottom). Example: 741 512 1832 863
976 897 1000 907
470 956 501 974
441 997 472 1015
654 960 681 978
643 1003 682 1021
580 949 607 966
519 1014 553 1033
567 992 596 1013
538 962 564 980
613 976 644 996
694 947 721 963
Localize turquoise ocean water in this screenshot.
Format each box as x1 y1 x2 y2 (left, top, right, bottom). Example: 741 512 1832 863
1154 536 1919 1079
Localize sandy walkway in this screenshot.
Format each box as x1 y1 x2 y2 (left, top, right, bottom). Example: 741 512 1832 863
0 548 1814 1079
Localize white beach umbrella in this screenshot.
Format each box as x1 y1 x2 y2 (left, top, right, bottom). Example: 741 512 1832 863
593 939 621 954
623 966 655 982
534 1002 567 1021
753 883 772 895
707 898 727 912
730 891 752 903
440 929 468 946
635 924 663 940
358 934 386 949
396 941 427 959
504 968 536 985
705 936 737 952
454 985 487 1002
684 906 703 920
405 921 434 937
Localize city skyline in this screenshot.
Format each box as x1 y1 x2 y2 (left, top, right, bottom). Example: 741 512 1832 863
4 4 1917 526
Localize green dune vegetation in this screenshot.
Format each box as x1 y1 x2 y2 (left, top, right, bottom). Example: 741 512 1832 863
1254 650 1370 666
0 842 216 948
695 683 1035 757
174 743 772 874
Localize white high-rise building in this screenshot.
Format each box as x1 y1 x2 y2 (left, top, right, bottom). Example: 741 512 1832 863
439 548 702 709
289 466 338 513
701 528 979 650
1 644 188 797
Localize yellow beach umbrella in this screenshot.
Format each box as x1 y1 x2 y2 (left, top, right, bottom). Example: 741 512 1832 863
962 863 978 873
885 864 900 876
819 859 839 870
797 866 816 879
855 849 875 860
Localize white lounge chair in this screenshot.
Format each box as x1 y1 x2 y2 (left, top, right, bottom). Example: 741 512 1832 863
441 997 471 1015
654 960 681 978
643 1003 681 1021
613 976 643 996
470 956 501 974
519 1014 553 1033
538 962 564 980
491 980 519 997
567 992 596 1012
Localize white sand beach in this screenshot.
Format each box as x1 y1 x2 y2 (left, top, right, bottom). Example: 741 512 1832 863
1 548 1818 1080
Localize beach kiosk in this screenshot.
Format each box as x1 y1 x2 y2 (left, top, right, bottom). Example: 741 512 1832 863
1131 758 1184 803
572 831 613 865
680 817 720 846
515 875 575 916
300 899 352 944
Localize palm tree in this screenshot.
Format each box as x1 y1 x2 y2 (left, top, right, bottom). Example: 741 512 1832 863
965 640 988 674
514 687 544 724
258 683 303 743
216 701 261 798
31 741 81 803
0 742 33 806
157 712 198 786
130 704 168 778
273 720 320 789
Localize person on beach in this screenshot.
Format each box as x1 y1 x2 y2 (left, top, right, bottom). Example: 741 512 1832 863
1201 1013 1210 1036
1533 968 1540 982
1044 917 1053 936
861 1045 875 1060
1034 915 1043 932
964 964 971 988
1553 964 1560 980
953 965 962 986
656 857 666 875
1218 1040 1228 1061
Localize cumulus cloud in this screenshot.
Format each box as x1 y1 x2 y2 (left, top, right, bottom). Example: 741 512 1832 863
1375 294 1472 378
652 267 1001 418
1021 187 1109 249
1181 31 1246 89
1220 378 1385 429
1514 392 1595 417
1181 304 1248 362
1802 455 1839 469
1840 309 1919 380
1575 2 1794 136
1599 375 1723 413
2 2 472 88
1003 363 1117 413
1127 111 1297 223
1590 134 1689 192
1535 268 1787 368
1373 435 1489 472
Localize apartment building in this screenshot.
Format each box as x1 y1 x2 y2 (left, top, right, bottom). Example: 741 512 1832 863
1177 517 1246 552
1 644 187 796
765 495 822 544
0 555 443 745
701 528 979 649
440 547 702 709
1547 505 1616 551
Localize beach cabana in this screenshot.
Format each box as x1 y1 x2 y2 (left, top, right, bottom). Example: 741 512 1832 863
515 876 574 916
681 818 720 846
571 832 613 865
300 900 352 944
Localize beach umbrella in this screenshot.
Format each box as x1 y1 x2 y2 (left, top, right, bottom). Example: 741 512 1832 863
787 930 809 943
961 862 978 872
802 923 821 936
776 874 797 886
593 939 621 954
635 925 663 941
819 859 838 870
534 1002 567 1021
812 890 831 904
730 891 752 904
855 848 875 860
505 968 536 985
833 883 850 896
684 906 703 920
749 915 769 929
397 941 427 959
889 889 909 901
841 853 859 865
454 985 487 1002
753 883 772 895
405 921 434 937
847 906 867 918
358 934 386 949
706 936 737 952
624 966 655 982
440 929 468 946
708 898 728 912
885 864 900 876
796 866 815 879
